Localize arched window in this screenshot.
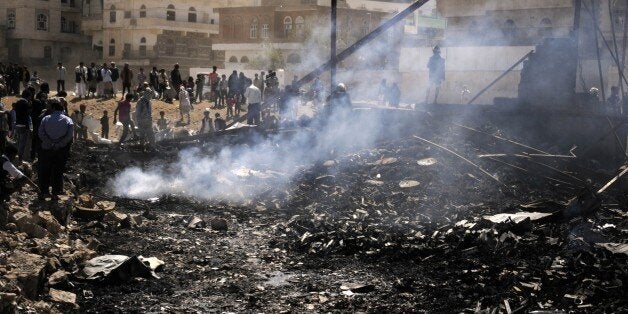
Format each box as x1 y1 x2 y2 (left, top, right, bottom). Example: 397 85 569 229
229 56 238 63
250 18 258 38
139 37 147 56
295 16 304 36
109 5 116 23
188 7 197 23
287 53 301 64
262 23 270 38
167 4 175 21
284 16 293 37
222 17 232 38
240 56 249 63
44 46 52 59
504 19 515 28
540 18 551 27
234 16 243 38
108 38 115 56
7 11 15 30
140 5 146 18
539 18 552 37
37 13 48 30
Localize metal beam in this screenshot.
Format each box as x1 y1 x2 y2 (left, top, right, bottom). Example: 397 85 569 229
467 50 533 105
331 0 338 93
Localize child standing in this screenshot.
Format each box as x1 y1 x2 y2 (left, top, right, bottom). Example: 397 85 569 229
100 110 109 139
157 111 168 131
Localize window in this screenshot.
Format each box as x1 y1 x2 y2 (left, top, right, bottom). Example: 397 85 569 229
165 39 175 56
250 18 258 38
539 18 552 37
37 13 48 31
44 46 52 59
295 16 304 36
109 38 115 56
284 16 292 37
60 47 71 56
140 37 147 56
240 56 249 63
262 24 270 38
503 19 516 37
140 5 146 18
229 56 238 63
124 11 132 19
7 10 15 30
109 5 116 23
211 19 215 24
61 17 67 32
188 7 196 23
167 4 175 21
540 18 551 27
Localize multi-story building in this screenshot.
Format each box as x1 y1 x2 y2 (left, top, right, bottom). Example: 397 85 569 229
81 0 255 71
212 0 397 75
0 0 93 66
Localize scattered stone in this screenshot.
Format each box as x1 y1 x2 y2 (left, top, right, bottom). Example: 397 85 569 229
399 180 420 188
47 270 69 288
5 251 47 299
210 218 228 231
187 216 206 229
35 211 63 234
49 288 77 307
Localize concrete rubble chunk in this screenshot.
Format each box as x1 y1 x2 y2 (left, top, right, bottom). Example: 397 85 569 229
187 216 206 229
47 270 69 287
104 211 128 224
5 251 47 299
35 211 64 234
49 288 77 307
11 212 49 239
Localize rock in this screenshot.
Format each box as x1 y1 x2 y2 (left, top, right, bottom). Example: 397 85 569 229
187 216 206 229
77 194 94 208
130 214 144 226
120 215 137 229
104 211 128 224
35 211 63 234
5 251 47 299
417 157 438 166
210 218 228 231
47 270 69 288
11 212 49 239
49 288 77 307
45 258 61 273
399 180 420 188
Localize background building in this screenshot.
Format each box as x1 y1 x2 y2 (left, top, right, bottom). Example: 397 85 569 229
80 0 255 72
0 0 93 66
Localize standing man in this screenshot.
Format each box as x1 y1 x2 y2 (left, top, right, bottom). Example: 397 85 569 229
149 67 159 93
110 62 120 96
426 45 445 105
195 74 205 104
87 62 98 98
113 93 136 144
120 63 134 97
170 64 183 97
244 79 262 125
74 62 87 99
56 63 66 93
38 98 73 200
136 68 147 91
13 90 32 161
101 64 113 99
136 88 155 150
209 66 219 104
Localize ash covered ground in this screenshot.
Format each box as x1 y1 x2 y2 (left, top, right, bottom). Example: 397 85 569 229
2 109 627 313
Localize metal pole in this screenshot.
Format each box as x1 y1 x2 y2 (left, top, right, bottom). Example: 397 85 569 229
468 50 533 105
622 0 628 71
592 0 607 101
609 0 624 110
331 0 338 93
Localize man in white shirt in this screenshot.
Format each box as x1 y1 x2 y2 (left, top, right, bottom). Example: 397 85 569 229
56 63 66 93
244 79 262 125
101 63 113 99
75 62 87 99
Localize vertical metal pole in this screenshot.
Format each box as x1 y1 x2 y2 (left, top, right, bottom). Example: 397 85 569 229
331 0 338 93
592 0 607 101
622 0 628 71
609 0 624 112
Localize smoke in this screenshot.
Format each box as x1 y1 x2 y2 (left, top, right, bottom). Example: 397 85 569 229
111 110 390 201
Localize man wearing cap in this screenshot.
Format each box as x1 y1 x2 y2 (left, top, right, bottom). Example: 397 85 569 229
38 98 73 199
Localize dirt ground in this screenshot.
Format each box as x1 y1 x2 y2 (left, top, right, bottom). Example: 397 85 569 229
1 99 626 313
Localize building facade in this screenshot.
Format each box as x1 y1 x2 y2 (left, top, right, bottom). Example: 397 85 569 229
213 0 398 76
0 0 93 66
81 0 255 70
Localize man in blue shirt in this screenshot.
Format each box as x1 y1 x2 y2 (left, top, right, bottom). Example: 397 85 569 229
38 98 73 199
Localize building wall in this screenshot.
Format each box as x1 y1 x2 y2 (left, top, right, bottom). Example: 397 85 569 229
0 0 92 68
